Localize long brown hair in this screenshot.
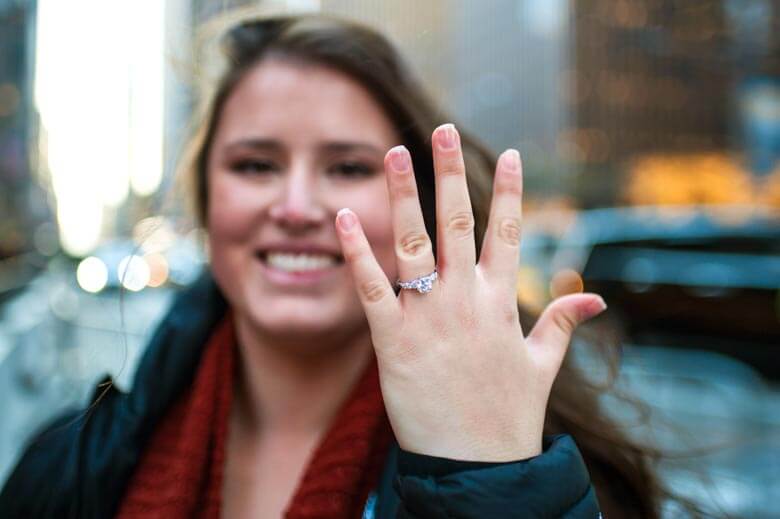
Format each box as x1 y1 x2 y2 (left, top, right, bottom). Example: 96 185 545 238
183 12 669 517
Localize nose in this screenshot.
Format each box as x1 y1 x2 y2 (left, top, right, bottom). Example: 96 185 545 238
268 165 327 230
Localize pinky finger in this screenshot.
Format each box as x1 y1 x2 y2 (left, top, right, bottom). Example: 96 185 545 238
336 208 401 335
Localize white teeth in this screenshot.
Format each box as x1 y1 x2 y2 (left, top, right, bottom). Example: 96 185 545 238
265 252 338 272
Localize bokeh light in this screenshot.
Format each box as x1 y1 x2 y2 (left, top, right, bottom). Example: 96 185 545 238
118 255 150 292
76 256 109 293
133 216 175 254
550 268 584 298
144 252 169 288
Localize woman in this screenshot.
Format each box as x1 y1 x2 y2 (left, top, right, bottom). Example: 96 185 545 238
1 13 664 518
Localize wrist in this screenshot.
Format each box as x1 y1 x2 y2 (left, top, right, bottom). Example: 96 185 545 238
400 429 543 462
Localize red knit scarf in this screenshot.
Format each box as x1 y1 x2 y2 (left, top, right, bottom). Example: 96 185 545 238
117 314 393 519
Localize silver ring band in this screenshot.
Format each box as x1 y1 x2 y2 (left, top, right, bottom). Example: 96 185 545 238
397 270 438 294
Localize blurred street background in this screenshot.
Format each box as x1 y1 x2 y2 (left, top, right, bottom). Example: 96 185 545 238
0 0 778 516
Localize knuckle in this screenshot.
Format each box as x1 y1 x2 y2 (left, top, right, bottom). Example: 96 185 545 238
552 307 579 334
392 181 418 199
460 307 479 330
495 171 523 196
438 157 464 177
447 211 475 235
501 301 520 325
397 231 432 258
341 246 364 263
382 336 420 365
497 217 522 246
360 279 389 304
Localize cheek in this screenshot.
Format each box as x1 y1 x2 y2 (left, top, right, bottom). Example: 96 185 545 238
206 176 263 290
207 176 257 242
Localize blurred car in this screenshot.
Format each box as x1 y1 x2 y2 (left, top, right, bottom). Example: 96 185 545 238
545 205 780 517
551 205 780 380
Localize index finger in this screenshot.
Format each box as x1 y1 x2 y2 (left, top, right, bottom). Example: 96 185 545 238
335 208 401 337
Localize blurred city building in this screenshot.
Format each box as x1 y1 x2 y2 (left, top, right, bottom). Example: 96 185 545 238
0 0 47 287
568 0 780 206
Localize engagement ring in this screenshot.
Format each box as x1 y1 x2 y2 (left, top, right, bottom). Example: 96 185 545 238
397 270 438 294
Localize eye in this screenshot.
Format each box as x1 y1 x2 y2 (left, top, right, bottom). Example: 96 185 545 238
230 158 279 175
328 161 377 179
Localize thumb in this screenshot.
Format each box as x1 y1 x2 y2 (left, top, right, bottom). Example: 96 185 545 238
527 293 607 361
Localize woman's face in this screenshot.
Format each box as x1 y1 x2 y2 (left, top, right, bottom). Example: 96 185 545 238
207 59 400 343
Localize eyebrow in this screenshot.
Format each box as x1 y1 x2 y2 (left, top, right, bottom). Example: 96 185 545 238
223 138 384 155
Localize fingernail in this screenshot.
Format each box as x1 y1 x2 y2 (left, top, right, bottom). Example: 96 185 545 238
336 207 357 231
501 149 520 171
436 124 458 151
389 145 410 172
337 208 357 231
591 296 607 315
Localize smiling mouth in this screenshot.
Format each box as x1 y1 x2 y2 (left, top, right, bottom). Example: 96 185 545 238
256 251 345 273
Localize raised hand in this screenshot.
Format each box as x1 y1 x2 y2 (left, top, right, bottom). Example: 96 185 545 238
335 124 606 462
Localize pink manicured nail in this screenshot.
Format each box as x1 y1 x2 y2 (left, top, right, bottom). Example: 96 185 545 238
589 296 607 316
389 146 410 172
436 124 457 150
579 296 608 323
337 208 357 231
502 149 520 171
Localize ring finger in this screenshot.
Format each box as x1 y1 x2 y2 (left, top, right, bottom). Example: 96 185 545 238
384 145 436 287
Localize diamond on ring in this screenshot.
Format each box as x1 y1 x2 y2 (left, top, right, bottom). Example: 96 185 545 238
397 270 438 294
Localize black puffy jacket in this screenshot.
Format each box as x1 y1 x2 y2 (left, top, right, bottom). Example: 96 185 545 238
0 272 601 518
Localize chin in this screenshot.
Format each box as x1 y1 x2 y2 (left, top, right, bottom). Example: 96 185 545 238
259 317 333 336
245 302 363 340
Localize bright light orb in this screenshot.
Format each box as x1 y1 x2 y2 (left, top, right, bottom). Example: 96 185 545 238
118 255 150 292
144 252 169 288
76 256 108 293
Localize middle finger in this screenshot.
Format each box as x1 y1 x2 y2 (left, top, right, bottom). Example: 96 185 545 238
432 124 476 278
